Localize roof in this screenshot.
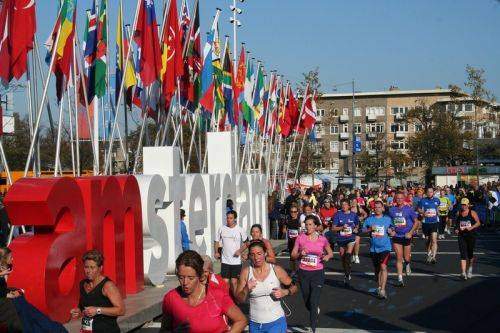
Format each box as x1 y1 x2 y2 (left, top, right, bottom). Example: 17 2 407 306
320 89 462 99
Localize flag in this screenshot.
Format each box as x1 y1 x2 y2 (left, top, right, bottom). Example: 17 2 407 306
200 10 219 98
134 0 162 87
179 0 190 47
93 0 107 99
181 0 201 106
82 1 98 102
115 0 137 105
0 0 36 84
221 40 234 127
299 85 317 133
161 0 183 104
241 58 254 127
252 63 264 120
280 85 299 137
233 44 245 121
49 0 76 101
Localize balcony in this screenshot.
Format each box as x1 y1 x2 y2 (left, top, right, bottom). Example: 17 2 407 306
340 149 350 157
367 149 376 155
366 132 377 140
339 115 349 123
339 132 350 140
394 113 405 121
395 131 405 139
366 114 376 122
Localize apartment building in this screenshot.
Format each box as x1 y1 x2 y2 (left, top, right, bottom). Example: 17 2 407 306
313 88 498 186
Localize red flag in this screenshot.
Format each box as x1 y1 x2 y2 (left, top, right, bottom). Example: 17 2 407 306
199 81 215 113
299 86 316 133
233 45 245 124
161 0 183 104
0 0 36 84
280 86 299 137
134 0 162 87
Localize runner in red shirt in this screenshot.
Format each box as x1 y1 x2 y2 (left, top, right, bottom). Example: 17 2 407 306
319 199 337 230
202 255 229 293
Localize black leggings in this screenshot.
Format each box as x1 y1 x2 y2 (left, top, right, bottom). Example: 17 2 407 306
458 235 476 260
439 215 447 234
298 269 324 332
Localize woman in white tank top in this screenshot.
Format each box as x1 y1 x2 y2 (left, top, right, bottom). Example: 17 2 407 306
236 240 297 333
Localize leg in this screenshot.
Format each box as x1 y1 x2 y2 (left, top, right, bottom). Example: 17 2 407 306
298 269 312 310
458 236 467 276
344 243 354 276
354 235 361 262
430 228 438 260
230 278 238 297
308 270 325 332
371 252 380 280
393 243 403 279
339 246 347 274
379 263 388 291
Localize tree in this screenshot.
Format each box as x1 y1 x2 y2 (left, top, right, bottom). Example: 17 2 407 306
297 67 322 96
406 99 474 186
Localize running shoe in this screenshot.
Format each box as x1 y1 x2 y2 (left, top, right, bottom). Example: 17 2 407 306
405 263 412 276
461 273 468 281
430 256 437 264
467 267 473 279
395 279 405 287
354 255 360 264
378 289 387 299
344 274 351 287
425 255 432 264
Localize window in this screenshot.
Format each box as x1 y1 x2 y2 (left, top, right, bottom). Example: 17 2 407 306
366 106 385 116
354 107 361 117
390 123 409 132
330 159 339 170
315 124 323 134
331 108 339 117
391 140 408 150
414 124 423 132
366 123 385 133
342 141 349 150
355 161 363 169
330 125 339 134
342 123 349 133
366 141 379 150
413 160 423 167
464 103 474 112
353 123 362 134
317 109 325 117
330 141 339 152
463 121 474 131
391 107 407 115
342 108 349 116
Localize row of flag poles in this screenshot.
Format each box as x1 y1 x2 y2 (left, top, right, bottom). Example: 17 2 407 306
0 0 319 195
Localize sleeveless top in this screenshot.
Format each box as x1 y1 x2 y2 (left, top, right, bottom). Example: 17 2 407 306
79 277 120 333
456 210 476 236
248 264 285 324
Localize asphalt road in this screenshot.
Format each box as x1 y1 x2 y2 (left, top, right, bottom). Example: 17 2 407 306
136 229 500 332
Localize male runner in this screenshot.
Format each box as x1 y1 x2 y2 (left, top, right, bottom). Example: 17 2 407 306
418 187 441 264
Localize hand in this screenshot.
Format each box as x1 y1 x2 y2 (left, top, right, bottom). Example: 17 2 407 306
234 249 242 258
322 254 332 262
247 278 257 291
83 306 98 318
465 226 473 232
6 290 21 298
404 232 412 239
300 249 307 257
242 252 248 260
354 227 359 234
455 229 459 235
214 251 221 260
70 308 81 319
271 287 288 299
0 267 11 277
388 229 396 237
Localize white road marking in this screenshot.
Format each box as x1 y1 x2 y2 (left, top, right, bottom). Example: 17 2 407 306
323 271 500 278
276 251 486 259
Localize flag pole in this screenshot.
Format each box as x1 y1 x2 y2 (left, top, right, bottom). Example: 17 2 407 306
72 44 81 176
54 94 65 176
294 129 308 181
104 0 141 174
24 6 65 176
67 83 76 176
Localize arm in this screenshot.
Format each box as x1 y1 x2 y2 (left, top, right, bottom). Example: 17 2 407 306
290 236 301 260
265 240 277 264
235 266 250 303
469 211 481 231
271 265 298 299
322 243 334 262
226 305 248 333
82 281 125 318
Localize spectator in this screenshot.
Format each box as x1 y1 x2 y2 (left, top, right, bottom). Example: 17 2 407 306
179 209 191 252
71 250 125 333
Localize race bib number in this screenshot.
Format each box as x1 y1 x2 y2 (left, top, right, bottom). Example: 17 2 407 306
393 217 406 227
425 208 437 217
340 226 352 237
80 317 93 333
460 221 471 230
439 202 448 209
301 254 319 268
373 225 385 237
288 229 299 238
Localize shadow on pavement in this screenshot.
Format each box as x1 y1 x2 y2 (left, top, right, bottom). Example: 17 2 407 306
324 310 406 331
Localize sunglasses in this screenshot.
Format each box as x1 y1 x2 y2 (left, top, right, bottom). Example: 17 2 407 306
290 210 298 213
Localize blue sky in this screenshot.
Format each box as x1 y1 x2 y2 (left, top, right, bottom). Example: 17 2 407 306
9 0 500 116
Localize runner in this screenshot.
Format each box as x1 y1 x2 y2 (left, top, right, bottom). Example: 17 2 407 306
332 199 359 286
418 187 441 264
455 198 481 280
350 198 368 264
445 187 457 235
319 199 337 232
363 201 395 300
438 189 452 240
291 215 333 333
284 204 301 276
300 203 317 229
388 192 420 287
214 210 249 296
237 224 277 264
236 240 297 333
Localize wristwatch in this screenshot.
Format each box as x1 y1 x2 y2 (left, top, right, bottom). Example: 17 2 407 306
96 308 102 315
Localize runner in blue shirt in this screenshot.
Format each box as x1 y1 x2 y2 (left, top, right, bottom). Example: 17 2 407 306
332 199 359 287
388 193 420 287
363 201 395 300
418 187 441 264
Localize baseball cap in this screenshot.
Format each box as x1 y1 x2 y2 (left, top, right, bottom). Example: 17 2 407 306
460 198 470 205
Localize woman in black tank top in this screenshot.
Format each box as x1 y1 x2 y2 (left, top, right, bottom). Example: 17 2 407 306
454 199 481 280
70 250 125 332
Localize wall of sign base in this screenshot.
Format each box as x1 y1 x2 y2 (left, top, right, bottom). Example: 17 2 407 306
4 132 269 322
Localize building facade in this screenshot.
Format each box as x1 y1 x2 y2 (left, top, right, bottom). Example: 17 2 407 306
313 88 498 187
